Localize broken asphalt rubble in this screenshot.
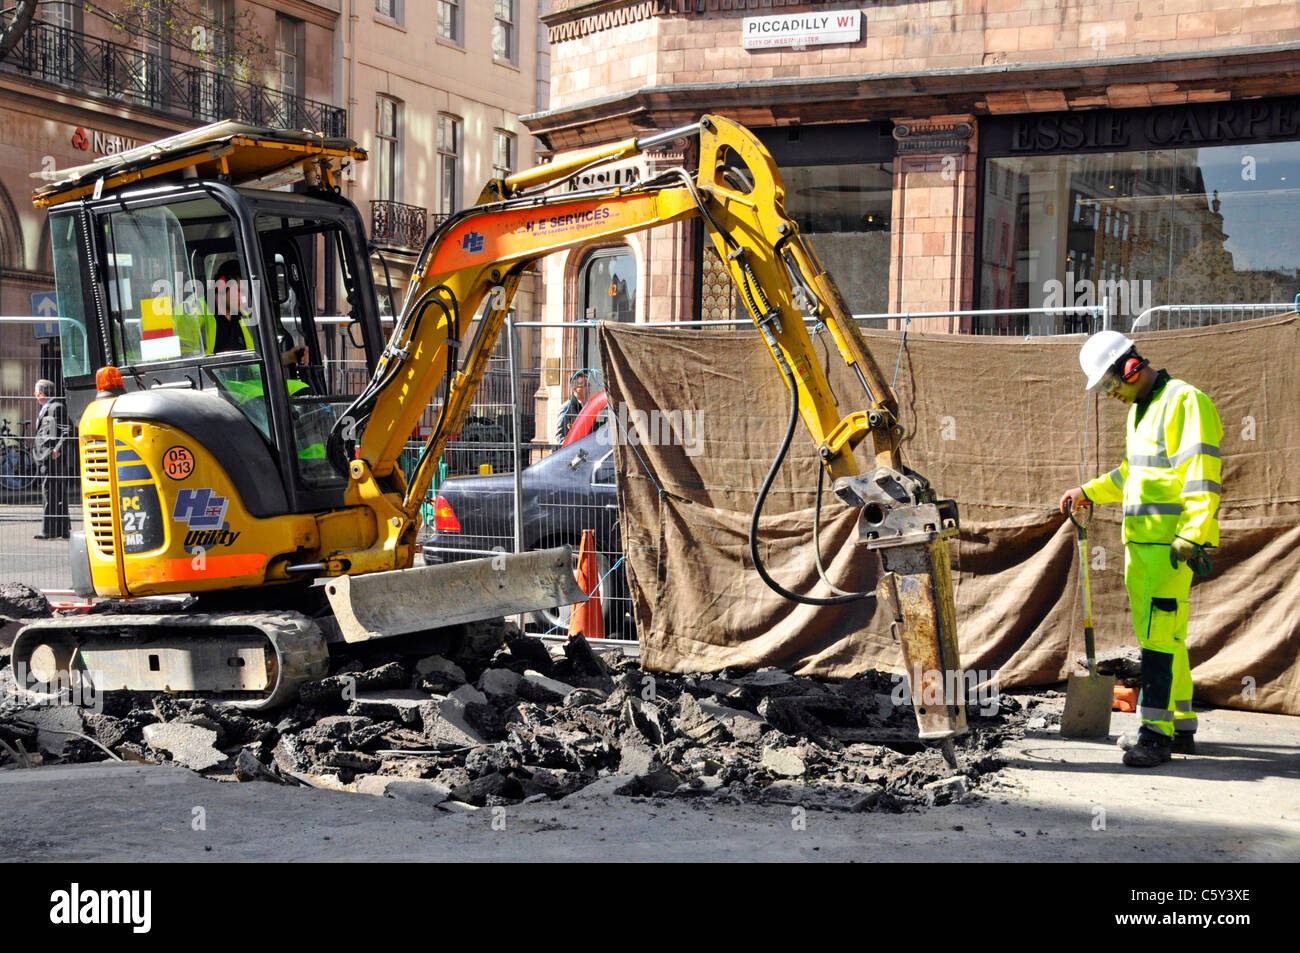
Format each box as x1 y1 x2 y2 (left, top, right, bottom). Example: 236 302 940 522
0 604 1059 814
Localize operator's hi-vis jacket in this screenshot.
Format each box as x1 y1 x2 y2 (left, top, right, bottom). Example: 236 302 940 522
1081 371 1223 547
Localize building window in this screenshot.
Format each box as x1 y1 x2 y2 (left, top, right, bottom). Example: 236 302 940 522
779 161 894 315
130 4 167 109
437 115 461 216
979 142 1300 330
270 15 302 126
40 1 79 83
42 1 75 29
376 97 401 202
493 130 514 180
575 247 636 376
197 0 233 119
437 0 461 44
493 0 515 63
375 0 400 21
275 15 301 94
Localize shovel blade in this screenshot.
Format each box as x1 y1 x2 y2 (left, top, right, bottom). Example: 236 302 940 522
325 546 588 643
1060 673 1116 738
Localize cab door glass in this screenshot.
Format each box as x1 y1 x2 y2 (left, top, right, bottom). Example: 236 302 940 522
256 212 369 489
97 201 244 364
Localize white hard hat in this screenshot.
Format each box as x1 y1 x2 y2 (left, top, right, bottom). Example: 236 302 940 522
1079 330 1136 390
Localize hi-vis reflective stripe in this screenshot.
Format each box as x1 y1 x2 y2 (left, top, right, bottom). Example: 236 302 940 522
1170 443 1221 466
1124 503 1184 517
1108 467 1125 487
1138 705 1175 722
1183 480 1221 494
1131 453 1171 467
1174 699 1194 711
1134 444 1221 470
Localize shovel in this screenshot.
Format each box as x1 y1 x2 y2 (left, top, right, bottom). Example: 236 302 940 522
1060 500 1115 738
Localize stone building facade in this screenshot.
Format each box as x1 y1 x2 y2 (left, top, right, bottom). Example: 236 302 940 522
0 0 341 421
340 0 549 439
522 0 1300 400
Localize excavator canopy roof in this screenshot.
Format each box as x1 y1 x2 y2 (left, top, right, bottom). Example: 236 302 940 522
32 120 367 208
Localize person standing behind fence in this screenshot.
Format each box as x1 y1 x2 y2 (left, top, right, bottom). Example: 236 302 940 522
554 369 591 443
32 379 71 541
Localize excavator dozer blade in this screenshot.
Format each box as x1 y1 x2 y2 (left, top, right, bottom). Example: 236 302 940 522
324 546 588 643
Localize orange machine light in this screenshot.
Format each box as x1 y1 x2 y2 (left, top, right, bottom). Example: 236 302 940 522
95 366 125 393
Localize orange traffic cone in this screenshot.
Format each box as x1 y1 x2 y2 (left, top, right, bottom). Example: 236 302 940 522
569 528 604 640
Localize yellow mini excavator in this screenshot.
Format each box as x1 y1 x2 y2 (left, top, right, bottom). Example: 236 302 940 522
15 117 966 748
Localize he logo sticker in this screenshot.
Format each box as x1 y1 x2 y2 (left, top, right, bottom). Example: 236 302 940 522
172 487 241 548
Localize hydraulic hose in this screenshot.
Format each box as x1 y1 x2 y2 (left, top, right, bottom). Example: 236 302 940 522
748 353 873 606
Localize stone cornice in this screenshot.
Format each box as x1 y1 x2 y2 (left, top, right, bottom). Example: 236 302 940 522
272 0 341 30
525 43 1300 149
544 0 663 44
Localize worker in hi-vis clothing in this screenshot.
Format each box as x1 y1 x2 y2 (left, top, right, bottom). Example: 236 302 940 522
1059 331 1223 768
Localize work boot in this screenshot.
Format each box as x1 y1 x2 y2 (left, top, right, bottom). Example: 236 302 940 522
1119 731 1195 754
1122 730 1172 767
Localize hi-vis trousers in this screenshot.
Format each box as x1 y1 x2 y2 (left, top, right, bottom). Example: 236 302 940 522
1124 543 1198 739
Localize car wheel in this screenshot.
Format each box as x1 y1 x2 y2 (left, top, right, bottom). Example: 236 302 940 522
528 544 611 635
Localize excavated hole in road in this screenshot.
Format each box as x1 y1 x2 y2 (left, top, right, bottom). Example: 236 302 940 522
0 591 1064 814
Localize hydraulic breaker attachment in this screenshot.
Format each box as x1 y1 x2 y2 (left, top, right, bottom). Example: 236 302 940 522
324 546 587 643
837 467 967 741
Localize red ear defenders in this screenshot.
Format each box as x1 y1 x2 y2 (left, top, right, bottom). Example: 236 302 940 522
1119 353 1147 382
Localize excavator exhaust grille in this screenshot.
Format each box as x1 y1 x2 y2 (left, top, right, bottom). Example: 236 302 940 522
85 492 115 556
83 437 110 484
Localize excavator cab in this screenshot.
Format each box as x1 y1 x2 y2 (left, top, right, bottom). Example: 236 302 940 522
49 181 385 515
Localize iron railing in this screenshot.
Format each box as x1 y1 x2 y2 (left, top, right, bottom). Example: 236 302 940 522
371 200 429 250
1 20 346 135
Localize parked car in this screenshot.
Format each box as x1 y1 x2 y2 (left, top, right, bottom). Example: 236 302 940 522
421 429 632 636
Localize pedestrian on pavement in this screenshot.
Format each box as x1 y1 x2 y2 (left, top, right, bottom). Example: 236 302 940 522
32 378 71 540
1059 331 1223 768
555 369 591 443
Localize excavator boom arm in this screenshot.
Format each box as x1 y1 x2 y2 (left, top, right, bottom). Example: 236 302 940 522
339 116 902 521
333 116 966 744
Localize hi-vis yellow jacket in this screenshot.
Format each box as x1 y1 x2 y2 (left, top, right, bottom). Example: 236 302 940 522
1081 372 1223 547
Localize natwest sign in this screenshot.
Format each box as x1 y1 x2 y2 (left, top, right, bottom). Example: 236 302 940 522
741 10 862 51
71 126 139 157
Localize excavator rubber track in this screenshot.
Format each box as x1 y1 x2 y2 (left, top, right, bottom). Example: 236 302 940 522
10 611 330 712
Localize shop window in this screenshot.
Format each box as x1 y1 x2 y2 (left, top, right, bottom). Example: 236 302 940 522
979 143 1300 330
778 162 894 315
